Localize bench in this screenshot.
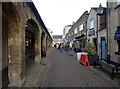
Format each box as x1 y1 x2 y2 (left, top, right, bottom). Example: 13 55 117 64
94 60 120 80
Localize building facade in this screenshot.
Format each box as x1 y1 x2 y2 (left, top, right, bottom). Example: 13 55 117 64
87 8 98 51
63 25 72 39
98 8 107 60
108 1 120 62
67 11 89 50
53 35 63 45
2 2 53 87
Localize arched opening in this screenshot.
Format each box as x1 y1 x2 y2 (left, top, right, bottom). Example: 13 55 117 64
2 2 20 87
41 32 46 57
2 10 9 87
25 19 40 68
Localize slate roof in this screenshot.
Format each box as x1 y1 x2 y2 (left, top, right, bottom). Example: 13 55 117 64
27 2 53 41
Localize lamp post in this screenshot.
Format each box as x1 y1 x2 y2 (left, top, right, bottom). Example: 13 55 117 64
96 3 104 55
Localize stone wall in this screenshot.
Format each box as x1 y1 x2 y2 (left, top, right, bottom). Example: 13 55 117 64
107 2 118 62
67 11 88 44
87 8 97 43
2 2 52 87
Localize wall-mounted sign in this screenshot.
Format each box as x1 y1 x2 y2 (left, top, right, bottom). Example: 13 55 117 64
88 30 95 36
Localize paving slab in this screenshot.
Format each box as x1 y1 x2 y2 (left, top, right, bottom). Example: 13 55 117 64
40 48 120 87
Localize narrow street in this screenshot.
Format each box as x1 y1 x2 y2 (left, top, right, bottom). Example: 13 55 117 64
39 48 119 87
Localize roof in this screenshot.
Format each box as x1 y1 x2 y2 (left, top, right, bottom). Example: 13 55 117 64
90 7 106 14
65 25 73 27
68 11 89 33
53 35 63 39
27 2 53 41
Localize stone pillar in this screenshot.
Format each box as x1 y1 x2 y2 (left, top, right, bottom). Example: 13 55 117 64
35 30 41 62
2 2 26 87
0 2 2 89
46 37 48 53
44 34 47 52
39 31 41 60
8 22 25 87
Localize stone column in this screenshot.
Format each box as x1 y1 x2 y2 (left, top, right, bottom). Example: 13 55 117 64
8 20 25 87
44 34 47 53
39 31 41 60
35 30 41 62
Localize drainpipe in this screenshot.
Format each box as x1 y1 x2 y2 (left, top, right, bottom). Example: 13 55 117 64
96 14 98 55
0 2 2 89
106 2 109 62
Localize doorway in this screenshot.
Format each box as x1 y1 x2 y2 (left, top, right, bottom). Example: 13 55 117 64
101 37 106 61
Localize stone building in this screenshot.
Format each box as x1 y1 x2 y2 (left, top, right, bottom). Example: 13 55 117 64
48 29 53 39
67 11 89 50
107 1 120 62
98 7 107 60
2 2 52 87
63 25 72 39
87 8 99 52
53 35 63 45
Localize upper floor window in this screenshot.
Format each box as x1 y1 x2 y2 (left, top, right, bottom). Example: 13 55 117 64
90 19 94 29
79 24 83 31
74 28 77 34
72 32 74 36
119 0 120 4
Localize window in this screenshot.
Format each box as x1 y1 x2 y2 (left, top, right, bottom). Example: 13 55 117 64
118 0 120 4
90 19 94 29
72 32 73 36
79 24 83 31
74 28 77 34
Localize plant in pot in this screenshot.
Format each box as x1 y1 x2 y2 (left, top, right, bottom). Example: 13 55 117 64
84 41 97 65
64 43 69 51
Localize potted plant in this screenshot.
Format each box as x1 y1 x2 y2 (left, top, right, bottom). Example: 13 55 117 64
64 43 69 51
84 41 97 65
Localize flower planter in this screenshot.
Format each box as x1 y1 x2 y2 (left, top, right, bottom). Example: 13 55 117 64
88 55 98 66
77 52 88 61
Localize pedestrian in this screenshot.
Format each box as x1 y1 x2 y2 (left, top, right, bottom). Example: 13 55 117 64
59 43 63 52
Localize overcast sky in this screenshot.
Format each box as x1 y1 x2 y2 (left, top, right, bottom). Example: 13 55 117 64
33 0 106 35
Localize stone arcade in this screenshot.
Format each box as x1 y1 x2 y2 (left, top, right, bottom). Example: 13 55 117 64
2 2 53 87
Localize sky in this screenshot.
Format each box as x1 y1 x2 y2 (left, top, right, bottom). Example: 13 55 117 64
33 0 106 35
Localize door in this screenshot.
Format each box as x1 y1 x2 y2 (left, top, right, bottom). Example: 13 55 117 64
101 37 106 61
93 38 97 52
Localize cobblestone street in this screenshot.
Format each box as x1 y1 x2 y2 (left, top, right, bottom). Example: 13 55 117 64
38 48 119 87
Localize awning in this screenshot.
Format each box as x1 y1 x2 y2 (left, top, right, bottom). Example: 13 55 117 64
114 26 120 40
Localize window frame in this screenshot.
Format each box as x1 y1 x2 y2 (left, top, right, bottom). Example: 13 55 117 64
79 24 83 31
74 28 77 34
90 19 94 29
118 0 120 4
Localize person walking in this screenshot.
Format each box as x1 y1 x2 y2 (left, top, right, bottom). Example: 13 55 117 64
59 43 63 53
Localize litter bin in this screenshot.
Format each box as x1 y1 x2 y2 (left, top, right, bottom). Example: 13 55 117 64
77 52 88 61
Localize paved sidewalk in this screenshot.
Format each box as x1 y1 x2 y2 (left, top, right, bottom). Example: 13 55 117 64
40 48 120 87
23 48 53 87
